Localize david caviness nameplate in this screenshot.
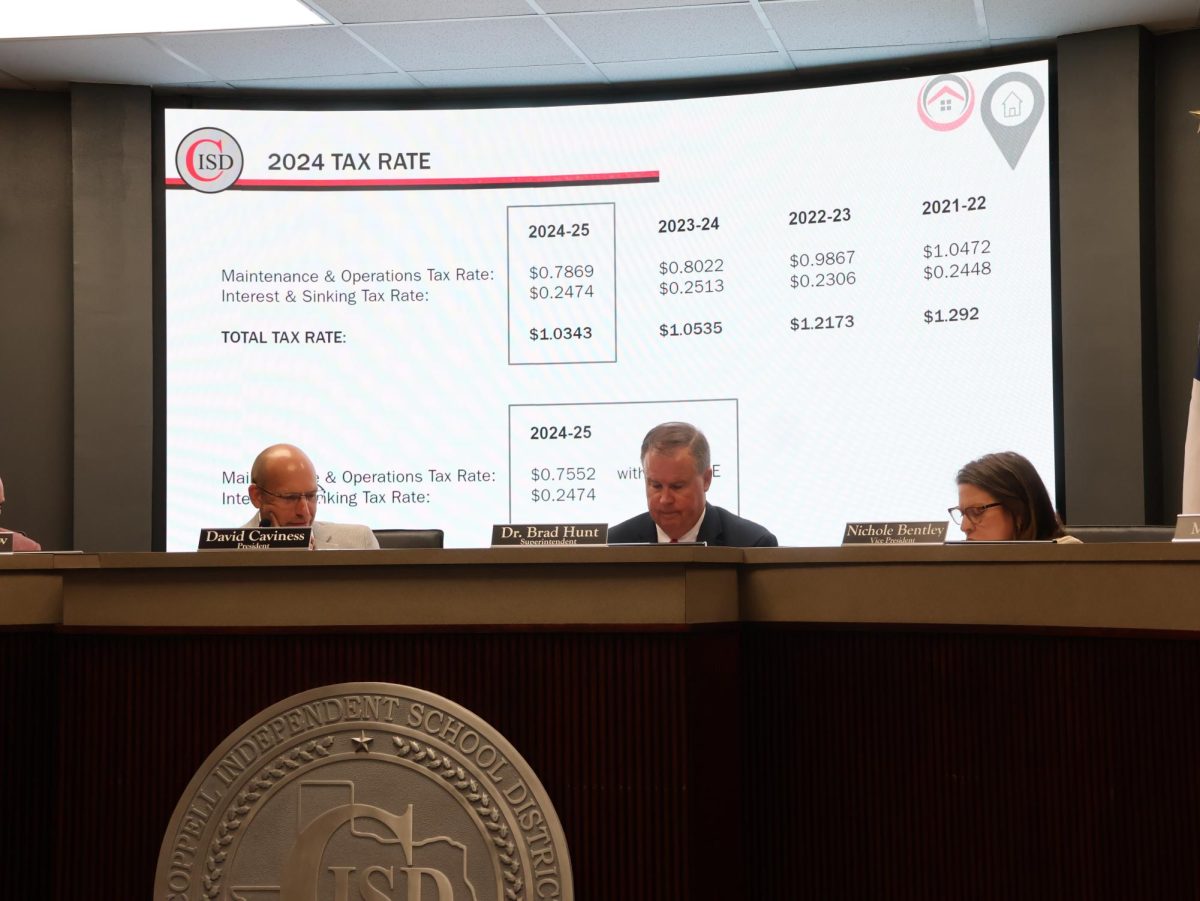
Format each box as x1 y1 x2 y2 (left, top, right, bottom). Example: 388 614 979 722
155 683 573 901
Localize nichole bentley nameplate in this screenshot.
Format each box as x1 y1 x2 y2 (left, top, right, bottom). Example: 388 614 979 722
154 682 573 901
842 521 949 545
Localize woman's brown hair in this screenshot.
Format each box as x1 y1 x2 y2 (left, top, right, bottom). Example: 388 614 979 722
956 451 1065 540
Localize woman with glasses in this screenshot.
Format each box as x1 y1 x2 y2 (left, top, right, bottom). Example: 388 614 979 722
949 451 1080 543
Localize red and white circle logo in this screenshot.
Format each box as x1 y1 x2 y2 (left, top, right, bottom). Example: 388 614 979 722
917 74 975 132
175 127 243 193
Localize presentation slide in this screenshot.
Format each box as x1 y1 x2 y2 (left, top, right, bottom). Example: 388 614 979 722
163 60 1054 549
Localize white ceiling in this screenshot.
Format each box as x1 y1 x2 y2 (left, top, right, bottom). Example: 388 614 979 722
0 0 1197 93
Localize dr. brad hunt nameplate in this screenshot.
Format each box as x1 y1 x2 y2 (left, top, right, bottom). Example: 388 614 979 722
155 682 573 901
491 523 607 547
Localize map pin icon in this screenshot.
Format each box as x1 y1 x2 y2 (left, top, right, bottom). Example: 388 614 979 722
980 72 1044 169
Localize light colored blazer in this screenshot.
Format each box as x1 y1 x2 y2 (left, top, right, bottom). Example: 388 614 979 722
241 517 379 550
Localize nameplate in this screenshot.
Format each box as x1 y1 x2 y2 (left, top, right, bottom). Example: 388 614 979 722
491 523 608 546
197 527 312 550
0 532 11 553
842 521 948 545
1172 514 1200 542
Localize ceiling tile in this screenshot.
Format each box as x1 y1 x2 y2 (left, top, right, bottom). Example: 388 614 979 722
409 63 603 88
988 37 1053 50
0 0 1191 93
763 0 980 50
786 41 982 69
0 35 208 85
540 0 733 10
156 26 389 80
553 5 775 63
350 17 580 70
318 0 533 24
598 50 788 81
983 0 1198 39
228 71 426 89
158 83 235 94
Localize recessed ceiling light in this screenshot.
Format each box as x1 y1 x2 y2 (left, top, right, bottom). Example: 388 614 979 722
0 0 326 40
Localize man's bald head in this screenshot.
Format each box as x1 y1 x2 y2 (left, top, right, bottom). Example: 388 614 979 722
251 444 316 484
248 444 320 526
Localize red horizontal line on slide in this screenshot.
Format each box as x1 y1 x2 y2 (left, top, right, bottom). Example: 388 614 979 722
164 170 660 189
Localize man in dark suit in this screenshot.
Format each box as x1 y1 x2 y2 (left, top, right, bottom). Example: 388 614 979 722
608 422 777 547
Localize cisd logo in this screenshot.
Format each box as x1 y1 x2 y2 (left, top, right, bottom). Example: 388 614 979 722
175 127 243 193
917 74 975 132
155 682 573 901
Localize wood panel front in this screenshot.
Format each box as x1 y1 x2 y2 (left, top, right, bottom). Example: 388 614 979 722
6 545 1200 900
743 626 1200 900
51 628 743 901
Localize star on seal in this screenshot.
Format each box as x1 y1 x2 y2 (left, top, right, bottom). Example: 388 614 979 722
351 730 373 752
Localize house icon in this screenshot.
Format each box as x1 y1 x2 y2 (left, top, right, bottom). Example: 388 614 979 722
927 84 965 113
1002 91 1023 118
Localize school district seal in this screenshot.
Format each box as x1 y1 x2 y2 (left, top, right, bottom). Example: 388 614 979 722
155 683 572 901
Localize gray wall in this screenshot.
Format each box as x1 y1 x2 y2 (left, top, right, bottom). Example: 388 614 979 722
1155 29 1200 521
1058 27 1159 524
0 91 72 550
71 84 153 551
4 28 1200 549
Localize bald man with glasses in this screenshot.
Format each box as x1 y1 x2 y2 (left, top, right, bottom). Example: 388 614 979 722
243 444 379 549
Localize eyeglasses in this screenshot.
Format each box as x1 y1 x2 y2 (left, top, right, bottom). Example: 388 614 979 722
255 484 320 505
947 502 1003 525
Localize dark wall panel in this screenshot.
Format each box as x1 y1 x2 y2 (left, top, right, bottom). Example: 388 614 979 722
70 83 153 551
1155 30 1200 520
1058 27 1159 524
51 631 700 901
0 631 58 898
744 628 1200 900
0 92 73 550
13 621 1200 898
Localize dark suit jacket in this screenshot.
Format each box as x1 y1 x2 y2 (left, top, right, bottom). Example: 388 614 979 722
608 503 778 547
